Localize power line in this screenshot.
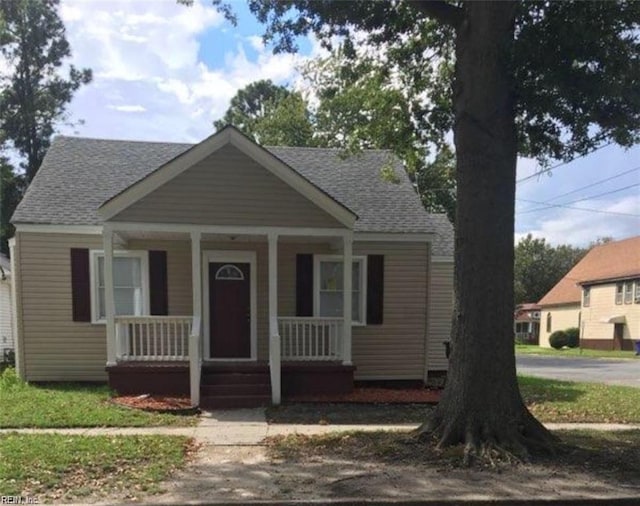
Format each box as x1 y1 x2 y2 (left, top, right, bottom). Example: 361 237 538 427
518 165 640 212
516 142 613 185
516 197 640 217
518 181 640 215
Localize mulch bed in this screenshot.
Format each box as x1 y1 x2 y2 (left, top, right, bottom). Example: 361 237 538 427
287 387 442 404
112 394 197 414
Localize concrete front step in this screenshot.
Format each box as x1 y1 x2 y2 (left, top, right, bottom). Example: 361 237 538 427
201 372 271 385
200 394 272 409
201 383 270 397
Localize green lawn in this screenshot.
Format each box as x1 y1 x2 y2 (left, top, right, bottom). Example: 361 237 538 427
0 368 197 428
519 375 640 423
0 434 190 501
516 344 638 359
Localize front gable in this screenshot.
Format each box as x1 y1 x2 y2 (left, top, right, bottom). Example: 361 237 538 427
99 127 356 229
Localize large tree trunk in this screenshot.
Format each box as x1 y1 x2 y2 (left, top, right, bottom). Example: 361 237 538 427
420 1 555 462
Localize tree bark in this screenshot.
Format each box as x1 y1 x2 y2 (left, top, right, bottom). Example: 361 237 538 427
419 1 556 462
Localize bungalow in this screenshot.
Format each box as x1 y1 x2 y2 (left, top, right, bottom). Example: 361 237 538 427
538 236 640 351
9 126 454 407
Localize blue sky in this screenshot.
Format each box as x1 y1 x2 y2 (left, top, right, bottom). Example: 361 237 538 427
57 0 639 246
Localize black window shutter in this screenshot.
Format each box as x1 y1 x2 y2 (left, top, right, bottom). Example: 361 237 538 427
70 248 91 322
367 255 384 325
149 251 169 315
296 254 313 317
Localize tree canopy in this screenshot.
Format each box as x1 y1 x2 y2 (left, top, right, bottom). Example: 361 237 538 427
0 0 91 253
214 79 313 146
514 235 587 305
217 0 640 461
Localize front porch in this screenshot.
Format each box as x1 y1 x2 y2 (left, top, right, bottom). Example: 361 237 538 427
101 224 357 407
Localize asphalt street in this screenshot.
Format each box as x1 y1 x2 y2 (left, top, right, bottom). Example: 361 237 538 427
516 354 640 388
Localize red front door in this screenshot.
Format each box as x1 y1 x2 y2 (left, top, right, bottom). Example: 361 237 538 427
209 262 251 358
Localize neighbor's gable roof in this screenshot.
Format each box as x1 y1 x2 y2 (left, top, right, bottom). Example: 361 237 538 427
12 132 434 234
538 236 640 306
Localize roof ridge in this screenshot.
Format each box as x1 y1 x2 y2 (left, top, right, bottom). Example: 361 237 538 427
266 145 394 154
55 135 194 146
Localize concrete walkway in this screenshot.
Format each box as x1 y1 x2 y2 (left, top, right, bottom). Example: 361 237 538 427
2 409 640 444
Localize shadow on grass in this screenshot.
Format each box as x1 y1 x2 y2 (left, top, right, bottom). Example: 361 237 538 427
266 403 434 425
518 376 586 404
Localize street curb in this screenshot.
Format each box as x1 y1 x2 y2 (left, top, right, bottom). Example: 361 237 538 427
129 498 640 506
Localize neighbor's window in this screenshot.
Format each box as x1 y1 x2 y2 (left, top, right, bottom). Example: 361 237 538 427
546 313 552 333
583 287 591 307
615 283 624 305
635 280 640 304
624 281 633 304
92 251 148 322
315 256 366 324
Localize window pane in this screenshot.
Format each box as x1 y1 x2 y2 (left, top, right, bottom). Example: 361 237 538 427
98 256 105 286
98 286 106 320
352 291 360 321
320 291 343 317
113 257 141 287
320 262 342 290
352 262 360 287
114 287 135 315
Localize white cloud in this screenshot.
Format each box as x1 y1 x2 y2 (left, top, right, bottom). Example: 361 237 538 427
108 104 146 113
516 195 640 246
57 0 310 142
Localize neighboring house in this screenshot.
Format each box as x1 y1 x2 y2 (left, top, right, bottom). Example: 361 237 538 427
538 236 640 350
514 303 540 344
10 126 454 407
0 253 14 360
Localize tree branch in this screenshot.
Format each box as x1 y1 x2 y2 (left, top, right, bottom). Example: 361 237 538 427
409 0 463 29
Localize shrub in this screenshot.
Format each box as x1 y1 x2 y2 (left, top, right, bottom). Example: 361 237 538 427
565 327 580 348
0 367 24 391
549 330 568 349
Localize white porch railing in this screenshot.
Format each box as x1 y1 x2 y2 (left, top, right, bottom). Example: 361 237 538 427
115 316 192 361
278 317 343 361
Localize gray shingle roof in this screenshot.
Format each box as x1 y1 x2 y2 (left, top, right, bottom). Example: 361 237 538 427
428 213 454 257
12 135 446 236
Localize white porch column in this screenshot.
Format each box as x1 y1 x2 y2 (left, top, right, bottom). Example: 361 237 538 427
190 231 202 407
103 227 116 366
342 233 353 365
190 231 202 319
268 232 281 405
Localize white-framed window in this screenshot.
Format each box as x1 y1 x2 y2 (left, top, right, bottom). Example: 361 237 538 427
90 250 149 323
615 283 624 305
623 281 633 304
635 280 640 304
582 286 590 307
313 255 367 325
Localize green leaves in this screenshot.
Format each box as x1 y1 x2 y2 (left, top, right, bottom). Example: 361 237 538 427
0 0 92 181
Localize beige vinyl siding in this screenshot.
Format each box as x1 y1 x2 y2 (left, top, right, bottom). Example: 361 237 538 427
114 144 342 228
16 232 432 381
426 259 454 372
351 241 428 380
539 304 581 347
0 279 13 355
17 232 106 381
274 241 431 380
581 283 640 343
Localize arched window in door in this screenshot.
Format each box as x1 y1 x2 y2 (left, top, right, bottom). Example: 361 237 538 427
215 264 244 280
